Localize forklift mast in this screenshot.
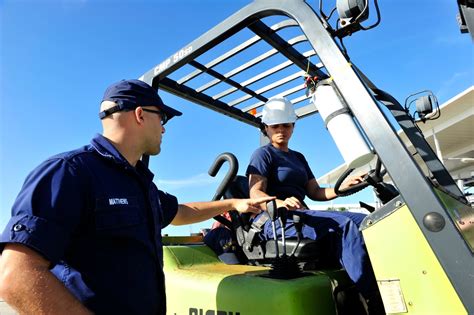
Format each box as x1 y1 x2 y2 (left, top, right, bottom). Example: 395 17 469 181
140 0 473 313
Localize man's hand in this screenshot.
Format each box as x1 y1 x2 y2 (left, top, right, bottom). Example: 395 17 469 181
233 196 276 214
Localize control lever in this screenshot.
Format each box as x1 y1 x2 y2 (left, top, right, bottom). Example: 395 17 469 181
278 207 288 256
266 200 279 258
290 213 303 256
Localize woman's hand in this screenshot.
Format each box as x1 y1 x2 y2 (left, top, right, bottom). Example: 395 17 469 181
340 174 366 190
278 196 305 210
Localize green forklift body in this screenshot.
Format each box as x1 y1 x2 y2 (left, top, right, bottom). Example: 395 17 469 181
163 241 356 315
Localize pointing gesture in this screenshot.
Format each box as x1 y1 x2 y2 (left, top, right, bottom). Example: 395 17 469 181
233 196 276 214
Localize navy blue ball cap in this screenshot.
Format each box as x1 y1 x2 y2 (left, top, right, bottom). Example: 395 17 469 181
203 227 240 265
99 79 182 120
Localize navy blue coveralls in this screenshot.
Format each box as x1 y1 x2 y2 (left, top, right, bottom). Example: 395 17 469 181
246 143 378 298
0 134 178 315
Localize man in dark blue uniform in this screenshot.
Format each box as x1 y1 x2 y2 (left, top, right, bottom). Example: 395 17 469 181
0 79 273 315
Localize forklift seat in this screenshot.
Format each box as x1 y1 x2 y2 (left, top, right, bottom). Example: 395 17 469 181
221 175 331 265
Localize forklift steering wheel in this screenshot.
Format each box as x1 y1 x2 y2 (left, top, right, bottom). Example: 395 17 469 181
334 157 387 197
334 168 370 196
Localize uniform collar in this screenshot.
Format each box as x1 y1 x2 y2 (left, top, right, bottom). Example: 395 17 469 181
90 134 155 182
90 134 129 165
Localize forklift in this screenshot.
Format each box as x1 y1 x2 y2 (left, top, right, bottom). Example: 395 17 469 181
138 0 473 314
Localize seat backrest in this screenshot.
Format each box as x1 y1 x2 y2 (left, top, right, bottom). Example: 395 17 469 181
223 175 253 231
223 175 249 199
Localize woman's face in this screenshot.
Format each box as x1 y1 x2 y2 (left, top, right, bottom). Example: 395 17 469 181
265 123 294 147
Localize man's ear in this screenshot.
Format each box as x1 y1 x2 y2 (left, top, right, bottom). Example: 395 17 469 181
134 107 145 124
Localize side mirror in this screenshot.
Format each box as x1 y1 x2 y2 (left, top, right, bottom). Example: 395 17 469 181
337 0 369 26
404 90 440 123
415 95 433 121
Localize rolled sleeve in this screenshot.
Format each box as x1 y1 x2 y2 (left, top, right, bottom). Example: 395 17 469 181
0 214 70 263
0 157 88 265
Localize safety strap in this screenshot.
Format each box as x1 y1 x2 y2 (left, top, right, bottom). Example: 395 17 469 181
243 212 270 249
213 213 234 230
99 105 123 119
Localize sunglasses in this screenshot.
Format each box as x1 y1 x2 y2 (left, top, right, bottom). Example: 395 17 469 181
142 108 169 126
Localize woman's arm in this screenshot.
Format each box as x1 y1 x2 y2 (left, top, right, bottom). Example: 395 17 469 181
306 178 338 201
249 174 304 210
306 176 365 201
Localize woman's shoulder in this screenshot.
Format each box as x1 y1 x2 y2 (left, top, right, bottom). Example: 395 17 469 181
289 148 308 161
250 144 274 161
252 143 273 154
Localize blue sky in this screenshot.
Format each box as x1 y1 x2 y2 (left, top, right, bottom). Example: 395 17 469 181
1 0 473 236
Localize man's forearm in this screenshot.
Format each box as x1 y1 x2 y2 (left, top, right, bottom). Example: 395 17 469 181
173 196 273 225
2 265 91 314
173 199 239 225
0 246 92 315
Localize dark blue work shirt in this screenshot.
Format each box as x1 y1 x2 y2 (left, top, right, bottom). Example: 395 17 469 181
246 143 315 202
0 134 178 315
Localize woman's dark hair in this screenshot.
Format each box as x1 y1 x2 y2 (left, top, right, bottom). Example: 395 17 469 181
260 123 268 137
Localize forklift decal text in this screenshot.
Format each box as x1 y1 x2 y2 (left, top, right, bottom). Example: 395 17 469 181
189 308 240 315
154 46 193 75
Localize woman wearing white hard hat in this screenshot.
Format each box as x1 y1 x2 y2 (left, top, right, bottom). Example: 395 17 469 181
250 97 363 207
246 97 384 314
